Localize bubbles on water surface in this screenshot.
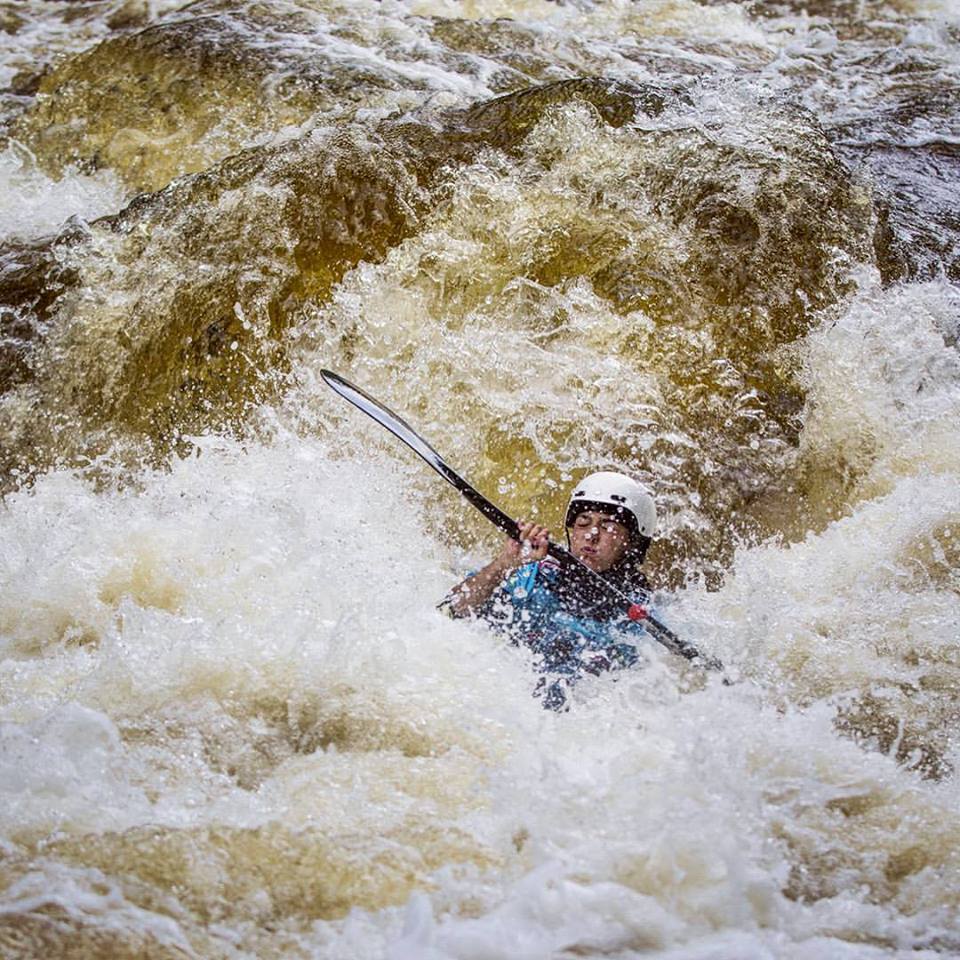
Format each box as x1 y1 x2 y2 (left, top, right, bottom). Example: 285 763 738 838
1 0 960 956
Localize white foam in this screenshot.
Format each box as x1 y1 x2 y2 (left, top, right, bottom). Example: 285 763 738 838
0 143 127 242
2 0 960 955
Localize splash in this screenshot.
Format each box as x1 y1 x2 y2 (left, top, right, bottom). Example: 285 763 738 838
2 76 878 587
2 0 960 957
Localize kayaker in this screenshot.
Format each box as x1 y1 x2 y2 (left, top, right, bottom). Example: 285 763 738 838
444 471 659 709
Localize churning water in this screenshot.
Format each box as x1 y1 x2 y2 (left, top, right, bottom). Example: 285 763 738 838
1 0 960 957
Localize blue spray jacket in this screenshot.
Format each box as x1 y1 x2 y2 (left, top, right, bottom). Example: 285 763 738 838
474 558 655 710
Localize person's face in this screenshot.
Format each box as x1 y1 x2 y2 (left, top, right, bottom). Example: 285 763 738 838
568 510 631 572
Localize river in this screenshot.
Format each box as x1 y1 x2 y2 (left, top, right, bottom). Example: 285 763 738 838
1 0 959 957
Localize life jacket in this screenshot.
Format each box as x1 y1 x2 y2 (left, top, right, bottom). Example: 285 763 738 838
478 558 654 709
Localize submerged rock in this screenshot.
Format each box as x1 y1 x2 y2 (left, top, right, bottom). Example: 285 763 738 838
1 75 881 576
0 78 675 483
11 0 416 194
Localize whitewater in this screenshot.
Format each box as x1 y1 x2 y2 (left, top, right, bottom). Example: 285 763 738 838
1 0 960 957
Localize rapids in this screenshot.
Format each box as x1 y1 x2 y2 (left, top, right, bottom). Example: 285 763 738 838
1 0 959 957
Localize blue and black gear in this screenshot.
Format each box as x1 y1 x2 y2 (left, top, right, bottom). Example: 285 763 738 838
475 558 654 710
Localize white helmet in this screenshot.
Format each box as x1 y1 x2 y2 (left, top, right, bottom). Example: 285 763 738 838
564 471 657 540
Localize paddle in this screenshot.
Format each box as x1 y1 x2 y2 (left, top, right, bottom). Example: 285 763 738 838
321 369 720 669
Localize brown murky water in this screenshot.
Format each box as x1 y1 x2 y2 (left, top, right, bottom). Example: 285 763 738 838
1 0 959 957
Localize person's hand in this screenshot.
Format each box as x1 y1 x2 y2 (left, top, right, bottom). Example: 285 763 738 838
495 520 551 571
446 520 552 618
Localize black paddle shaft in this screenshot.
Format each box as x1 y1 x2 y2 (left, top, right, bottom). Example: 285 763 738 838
320 369 715 666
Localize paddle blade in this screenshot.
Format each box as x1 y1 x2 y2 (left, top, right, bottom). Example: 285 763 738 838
321 369 447 476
